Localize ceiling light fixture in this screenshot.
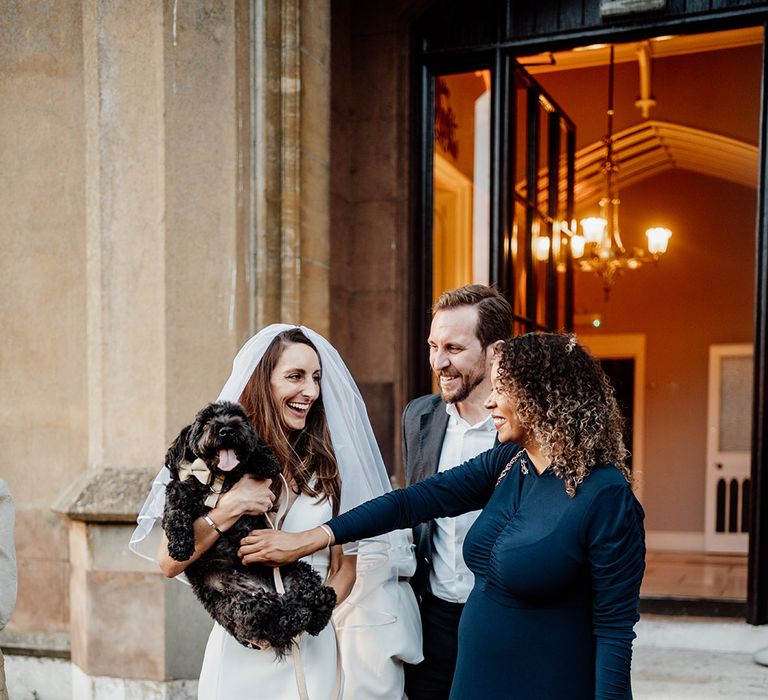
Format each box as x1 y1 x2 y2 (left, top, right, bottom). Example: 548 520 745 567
569 44 671 299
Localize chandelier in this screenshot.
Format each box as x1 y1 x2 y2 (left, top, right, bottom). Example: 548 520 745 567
570 44 671 298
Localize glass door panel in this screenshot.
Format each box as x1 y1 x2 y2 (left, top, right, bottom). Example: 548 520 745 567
510 69 574 333
514 81 528 199
511 199 528 319
432 70 492 302
423 57 574 349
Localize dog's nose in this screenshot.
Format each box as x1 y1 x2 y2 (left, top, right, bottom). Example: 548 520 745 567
219 426 234 438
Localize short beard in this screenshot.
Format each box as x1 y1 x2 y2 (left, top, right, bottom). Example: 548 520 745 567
440 370 485 405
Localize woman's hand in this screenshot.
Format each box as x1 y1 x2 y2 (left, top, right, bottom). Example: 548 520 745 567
157 476 275 578
238 527 330 566
217 475 275 519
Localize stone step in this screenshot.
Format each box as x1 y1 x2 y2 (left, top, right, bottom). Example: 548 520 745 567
636 614 768 654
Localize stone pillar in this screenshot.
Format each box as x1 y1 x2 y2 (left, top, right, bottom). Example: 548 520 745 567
56 1 332 696
59 0 256 696
253 0 331 336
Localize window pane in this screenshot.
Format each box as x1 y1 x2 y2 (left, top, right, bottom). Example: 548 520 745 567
558 120 571 223
720 355 753 452
515 80 528 199
533 216 548 327
536 97 552 211
512 199 528 319
433 70 491 301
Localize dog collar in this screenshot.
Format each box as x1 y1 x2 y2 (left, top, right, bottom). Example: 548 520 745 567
178 459 227 509
204 474 226 509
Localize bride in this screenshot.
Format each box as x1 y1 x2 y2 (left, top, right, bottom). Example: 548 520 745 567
130 325 422 699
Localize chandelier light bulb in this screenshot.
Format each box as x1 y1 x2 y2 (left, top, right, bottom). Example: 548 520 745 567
570 234 586 258
646 227 672 255
580 216 607 244
534 235 550 262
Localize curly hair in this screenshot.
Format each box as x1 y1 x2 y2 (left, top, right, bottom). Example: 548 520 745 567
495 332 630 496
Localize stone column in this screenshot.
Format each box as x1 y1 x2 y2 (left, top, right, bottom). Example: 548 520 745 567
59 0 256 696
253 0 331 336
57 0 332 696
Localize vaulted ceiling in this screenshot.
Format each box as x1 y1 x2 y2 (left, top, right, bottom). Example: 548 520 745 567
522 26 762 206
573 120 758 208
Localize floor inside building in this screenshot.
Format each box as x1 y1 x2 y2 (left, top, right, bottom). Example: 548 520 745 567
642 551 748 601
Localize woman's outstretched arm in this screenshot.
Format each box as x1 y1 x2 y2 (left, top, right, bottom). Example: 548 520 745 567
239 443 520 566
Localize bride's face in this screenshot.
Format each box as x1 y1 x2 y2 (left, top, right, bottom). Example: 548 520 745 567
269 342 322 432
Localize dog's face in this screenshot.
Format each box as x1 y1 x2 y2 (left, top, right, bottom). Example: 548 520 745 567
188 401 261 474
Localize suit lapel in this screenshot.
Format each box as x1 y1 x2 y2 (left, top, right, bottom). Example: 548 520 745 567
415 400 449 482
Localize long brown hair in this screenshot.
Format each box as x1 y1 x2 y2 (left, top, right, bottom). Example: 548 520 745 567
239 329 341 514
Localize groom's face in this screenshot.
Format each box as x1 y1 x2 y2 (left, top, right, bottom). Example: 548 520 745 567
428 306 491 405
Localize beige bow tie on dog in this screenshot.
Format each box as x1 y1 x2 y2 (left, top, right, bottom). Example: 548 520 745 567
179 458 226 508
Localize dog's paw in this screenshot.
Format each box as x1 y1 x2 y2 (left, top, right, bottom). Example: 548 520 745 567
305 585 337 636
167 539 194 562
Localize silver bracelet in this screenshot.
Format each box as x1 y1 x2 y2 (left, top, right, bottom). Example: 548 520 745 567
319 523 334 549
203 514 224 536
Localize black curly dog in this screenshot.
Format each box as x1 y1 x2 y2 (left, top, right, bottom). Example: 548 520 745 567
162 401 337 655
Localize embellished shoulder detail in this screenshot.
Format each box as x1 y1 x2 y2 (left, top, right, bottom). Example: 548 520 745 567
495 449 527 487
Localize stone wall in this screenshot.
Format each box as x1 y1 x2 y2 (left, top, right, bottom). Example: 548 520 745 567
330 0 421 481
1 0 87 643
2 0 333 694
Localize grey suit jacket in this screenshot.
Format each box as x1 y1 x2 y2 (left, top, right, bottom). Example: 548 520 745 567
401 393 449 599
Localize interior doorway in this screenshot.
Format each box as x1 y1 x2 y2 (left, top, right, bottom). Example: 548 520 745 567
412 3 768 622
706 343 753 555
520 29 760 607
580 333 646 501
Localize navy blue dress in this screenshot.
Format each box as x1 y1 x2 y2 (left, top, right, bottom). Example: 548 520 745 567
327 443 645 700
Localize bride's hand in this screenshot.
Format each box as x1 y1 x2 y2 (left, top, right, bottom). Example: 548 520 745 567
238 527 331 566
218 475 274 518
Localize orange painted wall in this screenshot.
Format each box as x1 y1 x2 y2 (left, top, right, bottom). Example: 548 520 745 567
534 44 762 150
532 42 760 535
575 170 755 532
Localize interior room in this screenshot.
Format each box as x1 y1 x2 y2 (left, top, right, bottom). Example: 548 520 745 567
528 28 759 606
431 26 760 606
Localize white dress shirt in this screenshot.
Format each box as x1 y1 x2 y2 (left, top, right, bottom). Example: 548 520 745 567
429 403 496 603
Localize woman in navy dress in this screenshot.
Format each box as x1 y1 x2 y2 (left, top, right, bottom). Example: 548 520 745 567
240 332 645 700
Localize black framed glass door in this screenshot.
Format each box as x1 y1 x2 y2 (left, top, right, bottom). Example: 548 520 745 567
409 0 768 627
412 52 576 397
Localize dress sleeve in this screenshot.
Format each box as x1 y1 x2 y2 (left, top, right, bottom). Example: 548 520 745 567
583 482 646 700
328 443 518 545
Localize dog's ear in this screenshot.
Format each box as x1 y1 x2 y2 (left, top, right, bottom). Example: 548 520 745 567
188 401 220 454
256 438 281 478
165 424 193 478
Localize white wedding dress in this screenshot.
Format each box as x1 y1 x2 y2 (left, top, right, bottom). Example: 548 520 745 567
196 488 423 700
131 325 424 700
198 492 341 700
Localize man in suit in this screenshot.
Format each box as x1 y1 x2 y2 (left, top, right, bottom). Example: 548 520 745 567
403 284 513 700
